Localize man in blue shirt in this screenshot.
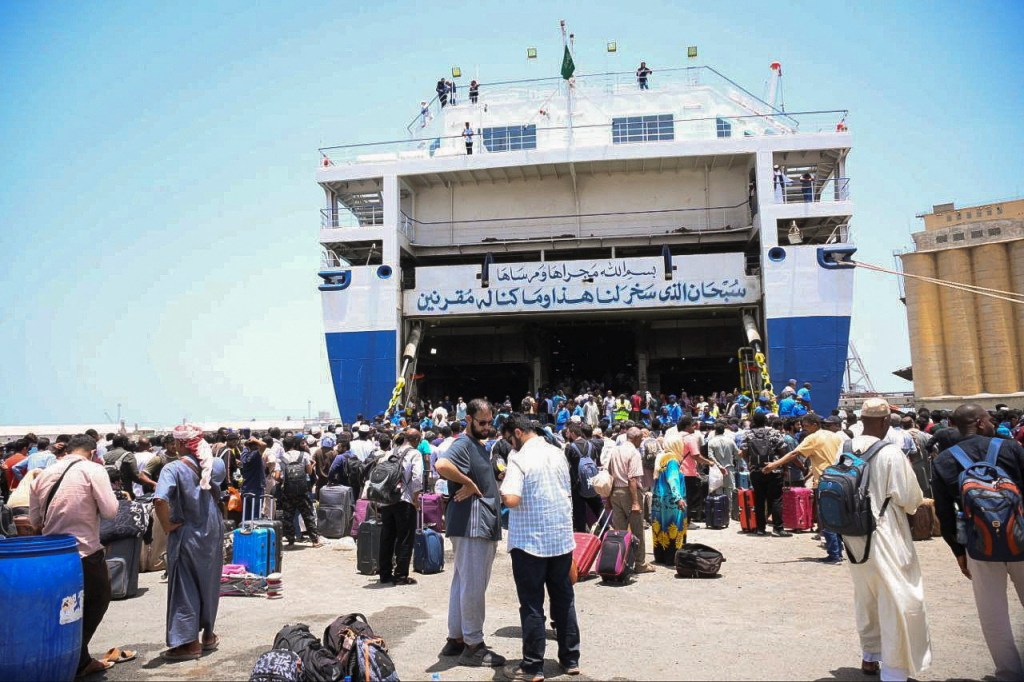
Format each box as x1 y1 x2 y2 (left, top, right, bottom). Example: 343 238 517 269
667 396 683 424
555 402 570 431
797 382 812 405
792 396 809 418
778 393 797 418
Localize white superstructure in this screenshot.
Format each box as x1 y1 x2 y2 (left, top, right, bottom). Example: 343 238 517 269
315 65 854 420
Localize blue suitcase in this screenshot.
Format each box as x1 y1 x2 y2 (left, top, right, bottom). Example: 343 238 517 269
736 470 751 490
414 527 445 574
704 493 730 530
232 526 277 575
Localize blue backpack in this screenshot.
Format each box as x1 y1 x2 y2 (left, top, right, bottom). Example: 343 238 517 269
816 440 889 564
576 442 599 498
949 438 1024 562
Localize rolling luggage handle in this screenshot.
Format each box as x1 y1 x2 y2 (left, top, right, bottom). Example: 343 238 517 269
591 508 612 539
241 493 276 533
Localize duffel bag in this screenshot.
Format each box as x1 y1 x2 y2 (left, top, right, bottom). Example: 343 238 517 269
674 543 725 578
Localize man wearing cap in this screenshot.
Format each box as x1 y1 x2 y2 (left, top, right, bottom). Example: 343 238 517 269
842 398 930 680
153 424 223 660
763 413 847 562
753 396 773 417
792 395 809 418
350 425 376 462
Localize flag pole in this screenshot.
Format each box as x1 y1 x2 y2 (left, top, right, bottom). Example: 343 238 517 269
560 20 573 147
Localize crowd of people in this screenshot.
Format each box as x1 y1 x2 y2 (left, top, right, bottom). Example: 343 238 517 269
4 383 1024 681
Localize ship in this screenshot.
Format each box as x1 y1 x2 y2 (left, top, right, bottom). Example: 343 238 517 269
315 55 854 421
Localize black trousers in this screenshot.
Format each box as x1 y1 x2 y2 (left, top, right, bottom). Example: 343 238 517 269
750 470 783 532
379 501 416 580
510 549 580 675
571 490 604 532
79 550 112 673
685 476 706 522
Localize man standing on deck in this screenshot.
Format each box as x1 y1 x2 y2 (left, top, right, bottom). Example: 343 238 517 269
463 122 474 155
153 424 223 661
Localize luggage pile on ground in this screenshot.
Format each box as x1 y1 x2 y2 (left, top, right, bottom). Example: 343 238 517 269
250 613 400 682
571 510 611 583
220 563 283 598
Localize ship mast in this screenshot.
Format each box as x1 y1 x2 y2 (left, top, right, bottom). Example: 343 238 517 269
560 20 574 147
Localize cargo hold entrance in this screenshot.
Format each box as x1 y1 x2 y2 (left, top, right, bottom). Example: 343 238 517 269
410 310 750 407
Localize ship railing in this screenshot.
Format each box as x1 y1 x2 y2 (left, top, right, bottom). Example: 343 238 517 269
402 66 797 135
320 250 349 269
773 177 851 204
398 202 752 247
320 205 385 229
322 109 849 167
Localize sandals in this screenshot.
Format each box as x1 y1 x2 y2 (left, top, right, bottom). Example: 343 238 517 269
162 645 202 661
77 659 114 677
102 647 137 664
861 660 880 676
202 635 220 652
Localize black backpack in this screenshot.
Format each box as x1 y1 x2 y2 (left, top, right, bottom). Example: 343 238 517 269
366 449 407 506
282 455 309 497
343 456 369 495
745 434 776 469
272 623 343 682
323 613 399 682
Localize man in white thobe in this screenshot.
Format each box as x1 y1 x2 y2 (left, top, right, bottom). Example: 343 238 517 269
844 398 931 681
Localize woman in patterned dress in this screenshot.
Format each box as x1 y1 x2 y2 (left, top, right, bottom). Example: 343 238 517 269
651 445 687 565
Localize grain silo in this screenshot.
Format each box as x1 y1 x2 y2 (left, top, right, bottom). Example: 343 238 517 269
900 252 947 397
901 198 1024 408
971 243 1019 395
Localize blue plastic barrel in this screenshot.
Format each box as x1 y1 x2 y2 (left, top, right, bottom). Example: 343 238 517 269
0 535 84 682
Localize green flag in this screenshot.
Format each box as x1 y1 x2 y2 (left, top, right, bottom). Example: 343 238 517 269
561 45 575 80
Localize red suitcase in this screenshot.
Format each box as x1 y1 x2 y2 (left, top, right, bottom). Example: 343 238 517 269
738 488 757 532
782 486 813 531
572 510 611 583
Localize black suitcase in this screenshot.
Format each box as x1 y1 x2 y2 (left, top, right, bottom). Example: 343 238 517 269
357 518 382 575
318 484 353 509
317 505 351 539
105 536 143 599
705 493 731 530
243 494 284 572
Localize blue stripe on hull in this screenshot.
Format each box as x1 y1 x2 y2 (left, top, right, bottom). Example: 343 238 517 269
765 316 851 415
325 330 397 423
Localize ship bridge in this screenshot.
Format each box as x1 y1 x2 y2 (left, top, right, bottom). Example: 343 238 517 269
315 65 854 420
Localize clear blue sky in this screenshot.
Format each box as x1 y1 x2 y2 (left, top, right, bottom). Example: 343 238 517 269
2 1 1022 426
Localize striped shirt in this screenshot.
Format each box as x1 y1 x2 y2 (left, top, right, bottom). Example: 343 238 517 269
501 436 574 558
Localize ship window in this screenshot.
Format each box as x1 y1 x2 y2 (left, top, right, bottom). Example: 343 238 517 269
953 232 965 241
946 215 952 222
987 208 993 216
971 230 983 238
716 117 732 138
988 227 1002 236
966 211 972 219
482 125 537 152
935 235 948 243
611 114 674 143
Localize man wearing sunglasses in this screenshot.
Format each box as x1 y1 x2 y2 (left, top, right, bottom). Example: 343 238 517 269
435 399 507 668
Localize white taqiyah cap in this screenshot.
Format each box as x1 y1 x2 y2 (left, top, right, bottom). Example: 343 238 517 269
861 397 891 418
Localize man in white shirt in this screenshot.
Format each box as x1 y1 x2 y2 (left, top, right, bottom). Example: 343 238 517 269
500 414 580 680
350 425 377 462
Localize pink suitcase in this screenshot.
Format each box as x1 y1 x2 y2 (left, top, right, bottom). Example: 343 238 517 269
420 493 444 531
350 499 378 538
782 487 814 531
